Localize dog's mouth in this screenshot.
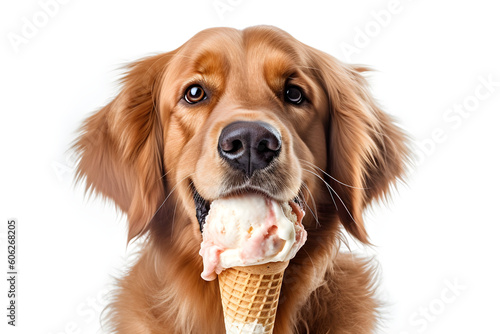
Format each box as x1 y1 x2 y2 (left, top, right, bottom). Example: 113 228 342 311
192 185 304 233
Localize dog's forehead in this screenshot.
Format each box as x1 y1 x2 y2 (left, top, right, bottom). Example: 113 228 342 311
176 27 307 81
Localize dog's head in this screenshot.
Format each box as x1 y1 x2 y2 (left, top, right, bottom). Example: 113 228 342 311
74 26 407 247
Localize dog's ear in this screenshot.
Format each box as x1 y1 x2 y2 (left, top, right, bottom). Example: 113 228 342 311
74 52 175 242
311 50 409 243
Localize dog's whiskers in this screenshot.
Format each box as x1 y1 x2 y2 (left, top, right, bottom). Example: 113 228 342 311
303 168 338 211
299 159 367 190
145 173 193 234
300 183 320 228
303 168 361 230
170 183 183 240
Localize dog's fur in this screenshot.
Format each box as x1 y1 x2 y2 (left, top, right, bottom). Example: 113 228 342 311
74 26 408 333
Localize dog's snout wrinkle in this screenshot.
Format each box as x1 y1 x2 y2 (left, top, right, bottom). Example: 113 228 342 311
218 121 281 177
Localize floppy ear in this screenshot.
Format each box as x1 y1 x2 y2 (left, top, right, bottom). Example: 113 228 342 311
312 51 409 243
74 52 174 241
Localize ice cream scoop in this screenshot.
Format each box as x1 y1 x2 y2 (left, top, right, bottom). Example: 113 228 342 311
199 193 306 281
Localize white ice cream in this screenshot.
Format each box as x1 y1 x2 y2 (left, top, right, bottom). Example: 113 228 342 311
199 193 306 281
225 320 265 334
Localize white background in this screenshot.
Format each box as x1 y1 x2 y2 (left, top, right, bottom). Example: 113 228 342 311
1 0 499 333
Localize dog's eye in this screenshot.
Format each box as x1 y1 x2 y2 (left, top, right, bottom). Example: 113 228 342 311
285 86 304 104
184 85 206 104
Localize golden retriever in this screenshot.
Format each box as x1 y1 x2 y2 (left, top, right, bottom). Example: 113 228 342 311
74 26 408 333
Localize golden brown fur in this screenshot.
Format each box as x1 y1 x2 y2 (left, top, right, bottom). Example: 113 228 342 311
74 26 408 333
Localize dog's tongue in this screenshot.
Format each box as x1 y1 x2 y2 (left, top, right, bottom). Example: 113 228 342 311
199 194 306 281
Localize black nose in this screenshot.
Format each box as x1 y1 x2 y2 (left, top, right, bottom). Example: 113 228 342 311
218 121 281 177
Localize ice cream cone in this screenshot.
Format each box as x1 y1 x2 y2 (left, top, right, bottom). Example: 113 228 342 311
218 261 289 334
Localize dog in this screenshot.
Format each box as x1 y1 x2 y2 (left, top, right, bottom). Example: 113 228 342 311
74 26 408 333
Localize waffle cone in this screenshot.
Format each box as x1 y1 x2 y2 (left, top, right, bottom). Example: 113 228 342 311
218 261 289 334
